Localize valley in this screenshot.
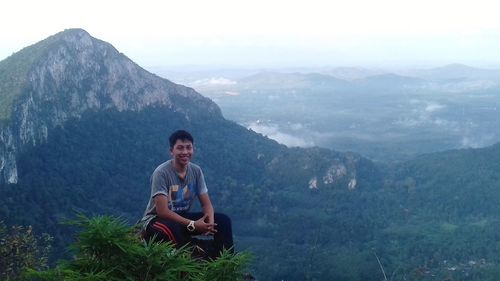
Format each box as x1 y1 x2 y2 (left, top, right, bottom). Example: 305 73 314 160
150 64 500 163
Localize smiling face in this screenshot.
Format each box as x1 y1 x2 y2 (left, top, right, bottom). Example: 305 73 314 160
170 139 193 170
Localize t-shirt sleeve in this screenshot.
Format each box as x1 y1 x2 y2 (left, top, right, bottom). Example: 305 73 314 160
197 168 208 195
151 169 169 198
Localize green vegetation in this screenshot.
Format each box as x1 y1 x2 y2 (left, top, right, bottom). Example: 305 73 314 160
0 221 52 280
0 31 63 122
0 215 249 281
2 106 500 280
25 215 250 281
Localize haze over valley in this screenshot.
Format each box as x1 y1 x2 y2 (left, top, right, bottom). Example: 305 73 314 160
150 64 500 162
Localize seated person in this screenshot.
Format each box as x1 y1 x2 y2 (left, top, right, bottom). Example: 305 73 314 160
139 130 233 256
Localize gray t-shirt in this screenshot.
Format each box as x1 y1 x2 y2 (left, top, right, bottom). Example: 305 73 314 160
140 160 208 229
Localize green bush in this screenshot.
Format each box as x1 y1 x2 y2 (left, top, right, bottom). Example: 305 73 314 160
0 222 52 281
25 215 250 281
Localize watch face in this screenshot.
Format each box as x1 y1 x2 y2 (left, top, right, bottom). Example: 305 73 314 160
187 221 195 231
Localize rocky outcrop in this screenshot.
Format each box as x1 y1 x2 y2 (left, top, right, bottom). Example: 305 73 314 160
264 146 373 191
0 127 17 183
0 29 221 183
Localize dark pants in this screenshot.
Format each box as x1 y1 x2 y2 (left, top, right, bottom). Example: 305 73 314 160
145 212 234 256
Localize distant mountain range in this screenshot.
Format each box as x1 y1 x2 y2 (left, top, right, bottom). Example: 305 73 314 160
188 64 500 98
400 63 500 81
236 71 351 90
187 60 500 163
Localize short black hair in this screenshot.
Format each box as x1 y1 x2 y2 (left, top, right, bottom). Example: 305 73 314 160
169 130 194 148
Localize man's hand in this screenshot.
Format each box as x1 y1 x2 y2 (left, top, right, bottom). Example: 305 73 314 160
194 214 217 235
198 193 216 235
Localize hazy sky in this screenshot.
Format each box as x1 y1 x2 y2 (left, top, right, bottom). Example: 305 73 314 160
2 0 500 68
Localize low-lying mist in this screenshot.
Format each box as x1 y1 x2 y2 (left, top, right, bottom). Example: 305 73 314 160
153 64 500 162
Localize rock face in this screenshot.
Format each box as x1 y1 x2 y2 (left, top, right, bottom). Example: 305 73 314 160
0 29 221 183
0 127 16 183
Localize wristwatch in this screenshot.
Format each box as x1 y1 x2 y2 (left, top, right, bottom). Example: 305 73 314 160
187 220 195 232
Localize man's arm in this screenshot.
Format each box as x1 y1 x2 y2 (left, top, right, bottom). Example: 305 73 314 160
199 193 217 234
155 194 215 233
155 194 191 225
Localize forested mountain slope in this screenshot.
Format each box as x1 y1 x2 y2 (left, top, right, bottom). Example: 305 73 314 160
0 29 381 281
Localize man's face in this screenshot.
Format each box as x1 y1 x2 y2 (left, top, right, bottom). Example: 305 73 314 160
170 139 193 167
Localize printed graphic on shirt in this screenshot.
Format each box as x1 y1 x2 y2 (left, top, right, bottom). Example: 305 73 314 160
168 184 196 212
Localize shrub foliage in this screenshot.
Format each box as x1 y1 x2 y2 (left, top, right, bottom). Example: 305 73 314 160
25 215 249 281
0 222 52 281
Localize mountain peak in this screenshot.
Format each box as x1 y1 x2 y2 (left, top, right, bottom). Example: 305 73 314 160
51 28 92 44
0 29 221 183
4 28 96 62
0 28 112 122
58 28 90 36
47 28 106 51
1 28 220 121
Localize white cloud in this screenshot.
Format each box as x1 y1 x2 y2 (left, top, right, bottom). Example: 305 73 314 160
192 77 237 86
208 77 237 86
425 102 446 112
247 121 314 147
290 123 304 131
460 134 495 148
393 100 449 127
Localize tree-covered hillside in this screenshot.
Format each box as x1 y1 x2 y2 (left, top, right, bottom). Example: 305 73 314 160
6 103 500 280
0 106 382 281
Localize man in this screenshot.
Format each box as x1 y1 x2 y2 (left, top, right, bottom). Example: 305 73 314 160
140 130 233 256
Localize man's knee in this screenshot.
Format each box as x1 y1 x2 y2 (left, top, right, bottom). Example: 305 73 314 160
147 220 178 243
